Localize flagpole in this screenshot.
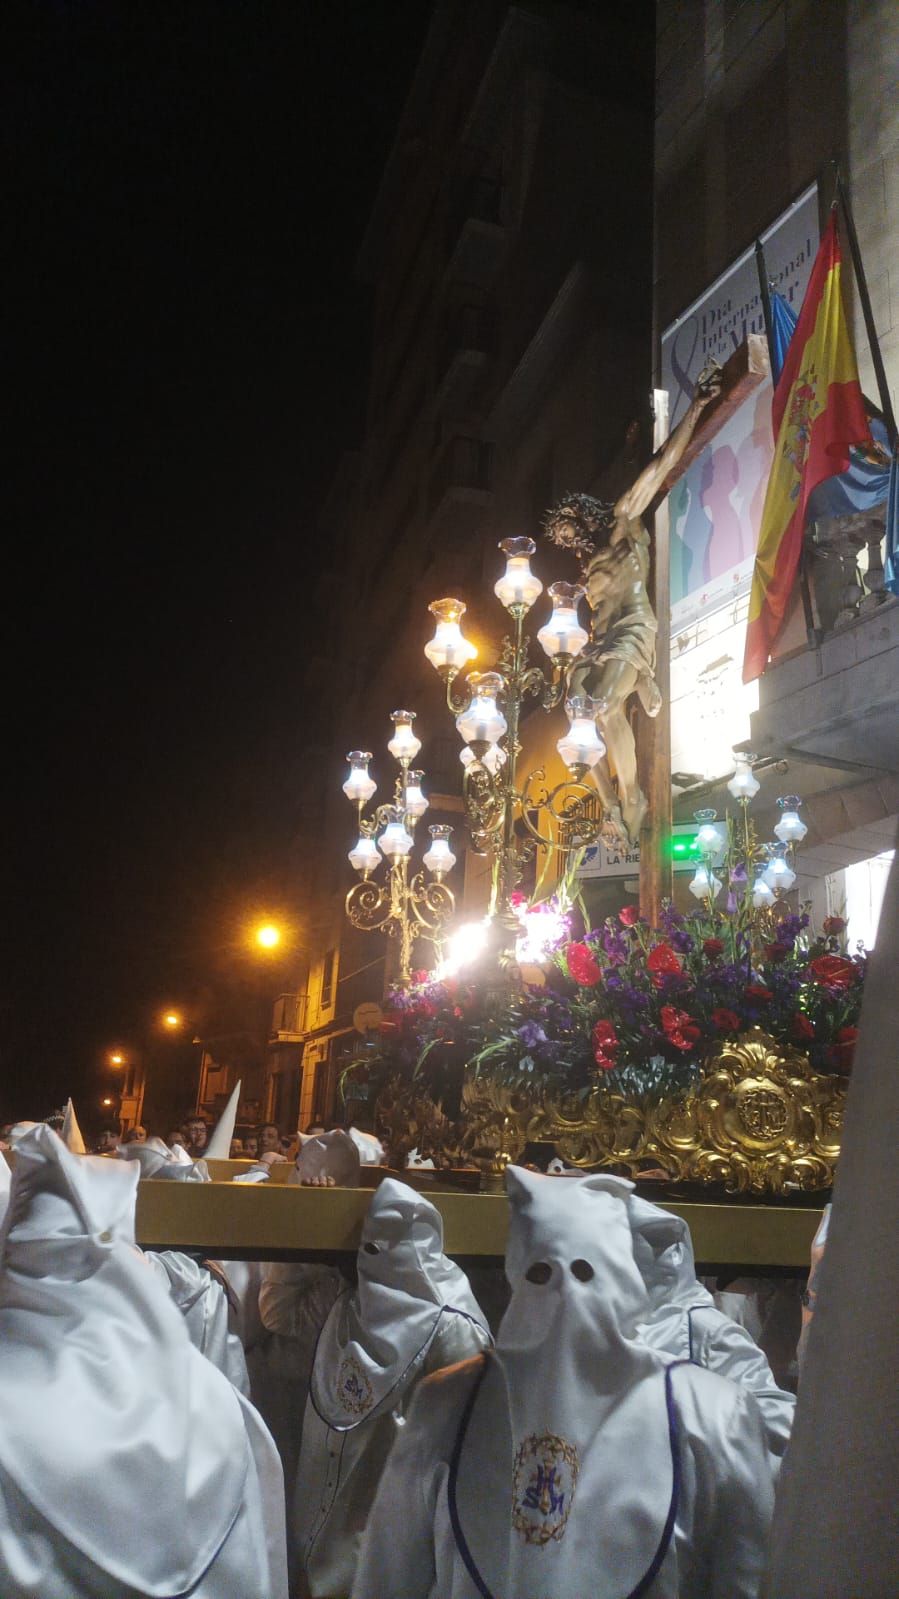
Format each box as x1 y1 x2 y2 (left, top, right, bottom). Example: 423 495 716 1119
834 170 898 447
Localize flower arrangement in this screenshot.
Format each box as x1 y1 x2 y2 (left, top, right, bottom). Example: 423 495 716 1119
340 901 867 1114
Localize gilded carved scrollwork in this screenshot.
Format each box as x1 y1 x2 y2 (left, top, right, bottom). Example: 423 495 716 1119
457 1031 847 1194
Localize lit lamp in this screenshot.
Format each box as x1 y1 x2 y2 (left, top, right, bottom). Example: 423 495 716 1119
752 877 776 909
422 824 456 879
341 712 455 983
774 795 808 844
727 752 761 804
762 852 797 893
425 536 606 941
494 536 543 613
343 751 377 806
556 696 606 777
456 672 507 753
689 864 723 902
424 598 477 674
537 582 588 660
387 710 421 765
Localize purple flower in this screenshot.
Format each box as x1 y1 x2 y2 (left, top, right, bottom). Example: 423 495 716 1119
517 1020 548 1050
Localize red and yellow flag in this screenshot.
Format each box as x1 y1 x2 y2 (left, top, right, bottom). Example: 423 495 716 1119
743 211 870 682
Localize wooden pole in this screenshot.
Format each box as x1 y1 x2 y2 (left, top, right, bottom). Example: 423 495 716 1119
640 388 673 925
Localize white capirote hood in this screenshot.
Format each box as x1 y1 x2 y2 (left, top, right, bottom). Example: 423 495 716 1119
310 1176 489 1429
117 1137 209 1180
0 1124 252 1595
628 1193 714 1316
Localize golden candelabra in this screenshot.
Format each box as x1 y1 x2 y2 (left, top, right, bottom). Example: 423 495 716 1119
423 537 607 949
687 755 808 953
342 713 455 985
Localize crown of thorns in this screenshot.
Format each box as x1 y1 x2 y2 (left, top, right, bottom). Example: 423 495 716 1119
542 493 617 563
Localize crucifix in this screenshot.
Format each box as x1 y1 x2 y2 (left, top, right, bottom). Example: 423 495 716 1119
544 334 770 922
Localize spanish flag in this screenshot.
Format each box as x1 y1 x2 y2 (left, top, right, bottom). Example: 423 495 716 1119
743 211 870 682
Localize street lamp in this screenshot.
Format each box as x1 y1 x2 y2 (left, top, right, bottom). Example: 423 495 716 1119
256 923 281 949
423 538 605 947
342 713 456 984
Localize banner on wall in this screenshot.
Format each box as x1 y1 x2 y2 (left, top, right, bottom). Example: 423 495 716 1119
660 184 820 633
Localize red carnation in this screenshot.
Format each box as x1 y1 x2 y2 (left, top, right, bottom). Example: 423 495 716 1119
764 942 788 964
703 938 724 960
660 1004 701 1051
711 1007 740 1032
808 954 857 988
592 1020 619 1062
619 905 640 927
823 915 846 935
566 942 601 985
744 984 773 1002
791 1013 815 1040
648 943 682 987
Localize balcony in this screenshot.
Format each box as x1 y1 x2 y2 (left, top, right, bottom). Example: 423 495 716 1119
749 512 899 774
443 176 506 287
424 434 493 542
269 992 307 1043
434 303 497 415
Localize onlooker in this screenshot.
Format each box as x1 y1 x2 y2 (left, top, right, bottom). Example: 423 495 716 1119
121 1125 147 1145
167 1130 188 1150
181 1116 209 1158
243 1132 259 1160
257 1123 282 1157
229 1137 245 1158
94 1128 119 1154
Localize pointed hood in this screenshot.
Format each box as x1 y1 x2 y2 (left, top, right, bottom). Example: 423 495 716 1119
205 1080 241 1159
293 1128 360 1187
628 1194 714 1316
61 1098 87 1155
117 1138 209 1182
0 1124 250 1595
310 1176 488 1429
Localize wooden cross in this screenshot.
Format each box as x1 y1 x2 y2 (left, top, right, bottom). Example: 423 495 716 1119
639 334 770 922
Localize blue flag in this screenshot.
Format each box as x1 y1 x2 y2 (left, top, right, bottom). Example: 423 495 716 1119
769 290 798 385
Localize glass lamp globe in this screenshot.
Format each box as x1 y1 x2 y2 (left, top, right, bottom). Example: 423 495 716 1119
774 795 808 844
460 744 506 774
424 598 477 673
456 672 507 748
556 696 605 773
752 877 776 909
727 753 760 803
762 854 797 893
494 537 543 613
348 834 380 875
693 808 723 858
387 710 421 764
689 865 722 901
342 751 377 806
536 582 588 659
377 806 414 860
403 771 429 821
422 824 456 879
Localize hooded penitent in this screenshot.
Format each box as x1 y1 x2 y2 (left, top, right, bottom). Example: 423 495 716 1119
0 1124 288 1598
298 1178 491 1598
628 1193 794 1462
60 1099 87 1155
204 1080 242 1160
352 1166 774 1599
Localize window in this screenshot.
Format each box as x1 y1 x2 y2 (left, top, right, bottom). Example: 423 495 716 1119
320 948 336 1010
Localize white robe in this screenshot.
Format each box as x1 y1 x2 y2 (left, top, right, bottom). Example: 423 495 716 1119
295 1178 492 1599
628 1195 794 1464
353 1168 773 1599
0 1125 288 1599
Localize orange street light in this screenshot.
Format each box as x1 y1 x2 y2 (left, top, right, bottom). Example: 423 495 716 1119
256 923 281 949
102 1097 114 1107
163 1012 182 1029
110 1052 125 1066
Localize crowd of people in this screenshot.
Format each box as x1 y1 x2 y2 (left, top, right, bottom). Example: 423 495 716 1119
0 1103 825 1599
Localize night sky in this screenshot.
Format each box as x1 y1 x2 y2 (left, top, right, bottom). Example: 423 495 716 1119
3 1 431 1122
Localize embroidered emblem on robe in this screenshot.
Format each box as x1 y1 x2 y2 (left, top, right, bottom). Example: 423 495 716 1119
511 1433 579 1545
336 1355 374 1417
